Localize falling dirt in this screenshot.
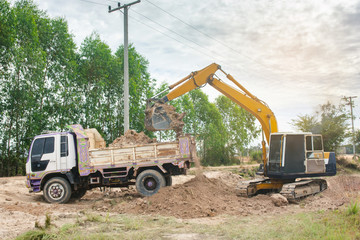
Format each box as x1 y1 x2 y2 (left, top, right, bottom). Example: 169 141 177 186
109 129 156 148
1 172 360 239
145 101 185 138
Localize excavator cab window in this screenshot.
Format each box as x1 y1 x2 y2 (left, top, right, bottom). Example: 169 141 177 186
305 135 325 173
305 135 324 159
268 134 283 172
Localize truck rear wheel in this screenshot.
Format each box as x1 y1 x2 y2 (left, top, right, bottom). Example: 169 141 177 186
43 177 71 204
136 170 165 197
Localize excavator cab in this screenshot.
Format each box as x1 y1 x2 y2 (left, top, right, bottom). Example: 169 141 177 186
267 133 336 179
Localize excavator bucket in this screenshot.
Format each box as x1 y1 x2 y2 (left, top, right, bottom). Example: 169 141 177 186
145 103 172 131
145 100 185 136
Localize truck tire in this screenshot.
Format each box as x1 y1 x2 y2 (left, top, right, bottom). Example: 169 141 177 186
165 175 172 186
136 169 166 197
71 188 87 200
43 177 72 204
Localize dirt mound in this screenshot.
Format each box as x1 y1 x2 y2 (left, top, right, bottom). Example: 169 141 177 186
109 130 156 147
302 175 360 209
111 174 277 218
203 171 242 188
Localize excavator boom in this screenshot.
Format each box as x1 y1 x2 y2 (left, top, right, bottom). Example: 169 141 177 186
145 63 278 144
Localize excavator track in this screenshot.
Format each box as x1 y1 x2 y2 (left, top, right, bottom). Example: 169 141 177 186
236 178 268 197
280 179 328 201
237 178 328 200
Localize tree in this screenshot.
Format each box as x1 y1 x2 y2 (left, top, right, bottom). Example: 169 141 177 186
77 32 121 141
291 101 349 151
215 95 260 156
0 0 77 176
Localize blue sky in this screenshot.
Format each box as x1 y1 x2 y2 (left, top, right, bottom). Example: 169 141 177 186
33 0 360 134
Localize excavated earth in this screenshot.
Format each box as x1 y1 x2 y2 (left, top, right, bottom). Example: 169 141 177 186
109 129 156 147
0 172 360 239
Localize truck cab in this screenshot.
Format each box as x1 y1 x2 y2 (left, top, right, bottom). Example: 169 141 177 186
26 125 195 203
26 132 77 179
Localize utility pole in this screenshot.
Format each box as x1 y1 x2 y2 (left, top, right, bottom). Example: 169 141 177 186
109 0 141 134
343 96 357 156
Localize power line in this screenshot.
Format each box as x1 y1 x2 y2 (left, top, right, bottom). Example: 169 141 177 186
80 0 108 6
78 0 222 62
143 0 280 73
130 8 229 61
78 0 276 83
128 14 217 61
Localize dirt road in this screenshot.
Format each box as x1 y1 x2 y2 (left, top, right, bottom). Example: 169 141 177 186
1 171 359 239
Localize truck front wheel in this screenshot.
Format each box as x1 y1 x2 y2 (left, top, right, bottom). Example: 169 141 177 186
43 177 72 204
136 170 165 197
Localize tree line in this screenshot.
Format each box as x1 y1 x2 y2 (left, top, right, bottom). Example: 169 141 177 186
0 0 260 176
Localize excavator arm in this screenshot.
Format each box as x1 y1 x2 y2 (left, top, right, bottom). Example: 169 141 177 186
147 63 277 139
145 63 278 166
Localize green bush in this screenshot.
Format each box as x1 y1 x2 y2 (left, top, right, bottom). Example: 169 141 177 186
250 150 263 163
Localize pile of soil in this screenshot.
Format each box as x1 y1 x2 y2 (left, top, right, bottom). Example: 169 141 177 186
109 130 156 147
112 174 276 218
303 175 360 208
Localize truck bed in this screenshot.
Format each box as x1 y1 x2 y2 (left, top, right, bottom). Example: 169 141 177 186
88 137 195 170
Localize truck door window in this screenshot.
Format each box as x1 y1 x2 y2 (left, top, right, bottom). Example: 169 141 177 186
61 136 68 157
31 137 54 172
44 137 54 154
31 138 45 159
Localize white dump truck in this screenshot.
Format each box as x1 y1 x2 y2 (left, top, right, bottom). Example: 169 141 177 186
26 124 196 203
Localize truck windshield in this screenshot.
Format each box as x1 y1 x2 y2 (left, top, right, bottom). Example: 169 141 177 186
269 135 282 163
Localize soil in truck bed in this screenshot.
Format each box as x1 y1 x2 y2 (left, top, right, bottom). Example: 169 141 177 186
109 130 157 148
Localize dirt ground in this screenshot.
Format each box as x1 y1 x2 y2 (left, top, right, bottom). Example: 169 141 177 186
1 170 360 239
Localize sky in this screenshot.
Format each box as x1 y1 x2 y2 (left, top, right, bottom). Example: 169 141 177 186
32 0 360 136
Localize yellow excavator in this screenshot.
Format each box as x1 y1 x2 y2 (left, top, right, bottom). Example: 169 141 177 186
145 63 336 200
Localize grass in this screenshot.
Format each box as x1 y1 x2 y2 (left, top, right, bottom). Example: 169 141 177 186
337 157 360 173
16 202 360 240
347 201 360 215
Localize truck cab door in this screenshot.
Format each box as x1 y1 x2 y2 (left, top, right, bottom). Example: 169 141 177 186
31 136 56 172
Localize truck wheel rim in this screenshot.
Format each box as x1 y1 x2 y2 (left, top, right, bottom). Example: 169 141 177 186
48 183 65 200
144 177 157 191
